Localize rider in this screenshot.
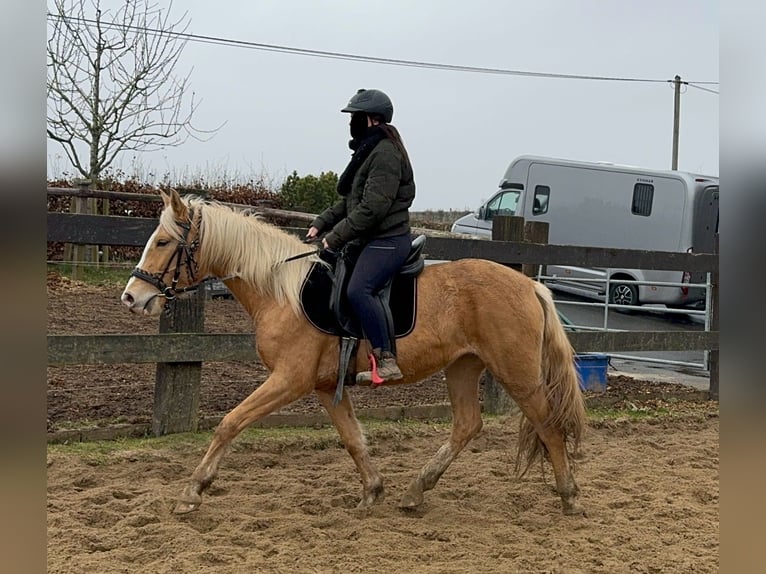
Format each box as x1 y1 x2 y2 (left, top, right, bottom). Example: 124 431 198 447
306 88 416 384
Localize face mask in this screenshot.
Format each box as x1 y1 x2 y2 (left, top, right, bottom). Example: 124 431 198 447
349 112 368 140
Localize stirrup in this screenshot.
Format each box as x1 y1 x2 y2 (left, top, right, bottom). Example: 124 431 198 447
333 336 358 406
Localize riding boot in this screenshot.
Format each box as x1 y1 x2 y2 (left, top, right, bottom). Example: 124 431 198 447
356 348 403 385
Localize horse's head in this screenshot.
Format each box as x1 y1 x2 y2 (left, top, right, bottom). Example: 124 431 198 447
121 189 202 316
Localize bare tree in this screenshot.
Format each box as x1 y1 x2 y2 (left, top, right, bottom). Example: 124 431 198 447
47 0 218 180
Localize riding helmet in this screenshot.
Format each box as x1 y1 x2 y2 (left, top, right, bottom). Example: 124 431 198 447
341 89 394 123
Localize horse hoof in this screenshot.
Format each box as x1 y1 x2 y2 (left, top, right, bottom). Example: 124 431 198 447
398 490 423 509
356 498 372 510
357 490 384 510
174 491 203 514
563 503 586 516
173 501 200 514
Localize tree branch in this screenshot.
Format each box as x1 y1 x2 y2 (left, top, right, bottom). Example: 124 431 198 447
47 0 219 179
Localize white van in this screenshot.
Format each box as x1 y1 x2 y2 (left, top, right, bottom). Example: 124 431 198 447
451 155 719 308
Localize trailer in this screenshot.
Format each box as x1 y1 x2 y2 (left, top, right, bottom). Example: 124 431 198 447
451 155 719 307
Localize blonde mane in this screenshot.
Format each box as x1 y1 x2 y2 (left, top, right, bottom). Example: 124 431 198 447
159 197 314 314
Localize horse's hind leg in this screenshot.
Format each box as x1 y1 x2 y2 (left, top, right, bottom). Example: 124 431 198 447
400 354 485 509
315 388 384 508
509 382 583 516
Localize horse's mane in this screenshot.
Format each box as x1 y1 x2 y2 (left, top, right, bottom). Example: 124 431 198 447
159 197 314 315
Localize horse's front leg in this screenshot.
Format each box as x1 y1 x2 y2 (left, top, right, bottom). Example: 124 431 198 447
174 371 313 514
315 388 384 509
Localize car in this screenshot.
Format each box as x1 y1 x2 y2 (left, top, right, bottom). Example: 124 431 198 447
205 279 233 299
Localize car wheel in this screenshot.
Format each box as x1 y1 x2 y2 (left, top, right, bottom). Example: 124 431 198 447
609 283 639 307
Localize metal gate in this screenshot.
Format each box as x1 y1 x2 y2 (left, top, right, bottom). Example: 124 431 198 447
539 270 712 371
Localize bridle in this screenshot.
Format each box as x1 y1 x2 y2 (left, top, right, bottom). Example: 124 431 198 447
130 204 320 311
130 207 202 303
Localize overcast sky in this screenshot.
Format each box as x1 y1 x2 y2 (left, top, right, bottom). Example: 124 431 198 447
46 0 719 210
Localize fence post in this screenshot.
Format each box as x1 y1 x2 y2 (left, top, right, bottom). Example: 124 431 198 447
708 234 719 400
491 215 525 272
483 215 526 415
153 287 205 436
481 369 517 416
523 220 550 277
100 197 110 265
87 196 98 264
69 181 91 280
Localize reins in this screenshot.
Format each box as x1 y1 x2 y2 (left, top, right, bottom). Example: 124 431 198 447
280 249 321 264
277 237 326 265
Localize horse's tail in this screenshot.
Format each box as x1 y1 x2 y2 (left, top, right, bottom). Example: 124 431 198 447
516 282 586 475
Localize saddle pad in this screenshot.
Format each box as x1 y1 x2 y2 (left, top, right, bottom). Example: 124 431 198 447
299 263 418 338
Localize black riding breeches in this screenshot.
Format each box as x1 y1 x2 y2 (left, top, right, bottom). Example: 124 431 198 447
346 233 411 352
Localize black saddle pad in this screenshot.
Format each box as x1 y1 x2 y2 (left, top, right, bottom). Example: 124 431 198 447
299 262 418 338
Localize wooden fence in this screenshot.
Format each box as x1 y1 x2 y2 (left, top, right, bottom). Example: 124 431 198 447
47 188 719 438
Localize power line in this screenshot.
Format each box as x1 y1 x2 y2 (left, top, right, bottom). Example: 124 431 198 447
687 83 719 95
47 13 720 86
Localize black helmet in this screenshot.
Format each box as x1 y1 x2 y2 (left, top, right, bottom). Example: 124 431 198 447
341 88 394 123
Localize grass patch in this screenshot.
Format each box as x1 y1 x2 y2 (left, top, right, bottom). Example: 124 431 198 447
48 431 211 461
587 405 671 422
48 262 132 287
47 418 454 461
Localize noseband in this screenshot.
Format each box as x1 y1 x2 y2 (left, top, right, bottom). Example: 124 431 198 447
130 207 201 302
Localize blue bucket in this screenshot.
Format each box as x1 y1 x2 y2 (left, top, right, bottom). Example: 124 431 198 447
574 353 609 392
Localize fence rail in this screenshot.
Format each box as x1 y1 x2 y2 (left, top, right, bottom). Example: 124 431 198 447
47 330 718 366
47 187 719 438
47 211 717 272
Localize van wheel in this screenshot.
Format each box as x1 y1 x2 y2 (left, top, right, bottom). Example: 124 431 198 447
609 283 639 307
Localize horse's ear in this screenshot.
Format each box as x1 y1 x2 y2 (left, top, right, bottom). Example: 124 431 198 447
160 189 172 208
160 189 188 219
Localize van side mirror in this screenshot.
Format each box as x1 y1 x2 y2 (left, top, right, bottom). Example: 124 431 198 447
478 206 486 219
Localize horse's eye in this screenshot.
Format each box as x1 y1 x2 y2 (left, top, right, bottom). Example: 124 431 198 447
157 239 170 247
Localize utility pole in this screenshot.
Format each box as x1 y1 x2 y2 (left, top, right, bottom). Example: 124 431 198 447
671 74 682 170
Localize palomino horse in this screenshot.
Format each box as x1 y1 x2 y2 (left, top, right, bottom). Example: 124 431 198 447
121 189 586 516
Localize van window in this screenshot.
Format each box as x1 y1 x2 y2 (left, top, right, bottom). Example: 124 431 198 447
631 183 654 216
484 191 519 220
533 185 550 215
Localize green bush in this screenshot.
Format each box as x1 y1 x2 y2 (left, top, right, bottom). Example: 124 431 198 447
278 170 339 214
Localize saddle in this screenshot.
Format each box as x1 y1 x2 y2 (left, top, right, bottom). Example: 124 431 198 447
299 235 426 403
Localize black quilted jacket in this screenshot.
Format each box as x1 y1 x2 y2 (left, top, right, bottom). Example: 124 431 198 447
311 138 415 249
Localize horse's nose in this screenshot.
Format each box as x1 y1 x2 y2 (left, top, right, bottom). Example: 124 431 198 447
121 291 135 307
